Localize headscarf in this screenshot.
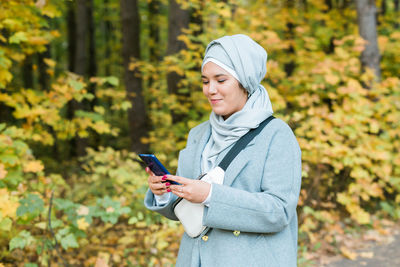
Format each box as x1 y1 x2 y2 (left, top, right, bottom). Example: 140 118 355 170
200 34 274 172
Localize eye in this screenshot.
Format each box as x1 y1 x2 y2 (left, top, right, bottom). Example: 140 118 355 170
218 80 226 83
202 80 209 85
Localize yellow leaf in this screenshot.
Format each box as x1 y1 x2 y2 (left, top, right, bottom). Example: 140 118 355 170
23 160 44 173
77 217 90 230
360 251 374 258
324 73 340 85
351 207 371 225
35 0 46 8
340 246 358 260
106 207 114 213
0 189 19 219
28 36 48 46
95 257 109 267
44 58 56 68
96 253 110 267
76 205 89 216
0 164 7 179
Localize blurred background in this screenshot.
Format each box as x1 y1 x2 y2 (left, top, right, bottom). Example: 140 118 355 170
0 0 399 266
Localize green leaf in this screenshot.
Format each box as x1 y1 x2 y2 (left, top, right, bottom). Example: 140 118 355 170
0 217 12 231
17 194 44 217
68 79 84 91
128 217 138 225
24 264 38 267
106 76 119 86
60 233 79 249
9 32 28 44
121 101 132 111
75 110 103 122
9 230 35 251
1 155 19 165
54 198 76 211
120 207 131 214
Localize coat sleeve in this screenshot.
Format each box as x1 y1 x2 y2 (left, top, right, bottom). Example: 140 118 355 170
143 152 188 221
143 189 179 221
202 123 302 233
143 126 199 221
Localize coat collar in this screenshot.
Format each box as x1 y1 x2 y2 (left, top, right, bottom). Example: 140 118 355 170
221 139 256 187
191 123 211 178
181 122 259 186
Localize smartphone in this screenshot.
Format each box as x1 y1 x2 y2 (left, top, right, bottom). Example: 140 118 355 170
138 154 180 185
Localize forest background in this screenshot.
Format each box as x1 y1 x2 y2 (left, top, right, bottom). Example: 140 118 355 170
0 0 399 266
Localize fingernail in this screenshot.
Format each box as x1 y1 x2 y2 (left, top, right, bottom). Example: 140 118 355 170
167 189 171 192
163 175 167 179
165 182 170 186
162 177 167 181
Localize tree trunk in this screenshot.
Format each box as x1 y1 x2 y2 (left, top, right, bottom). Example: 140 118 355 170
120 0 149 153
66 0 76 160
380 0 386 16
103 0 113 76
190 0 204 37
395 0 399 28
149 0 161 62
67 0 76 72
283 0 296 76
37 46 51 91
356 0 381 80
22 55 34 89
167 0 190 123
73 0 89 156
87 0 97 108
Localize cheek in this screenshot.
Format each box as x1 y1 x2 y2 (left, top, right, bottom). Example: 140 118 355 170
202 86 208 97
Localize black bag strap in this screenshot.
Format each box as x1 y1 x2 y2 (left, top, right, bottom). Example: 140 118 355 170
218 116 275 171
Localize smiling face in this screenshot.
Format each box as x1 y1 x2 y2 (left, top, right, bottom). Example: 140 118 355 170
202 62 248 120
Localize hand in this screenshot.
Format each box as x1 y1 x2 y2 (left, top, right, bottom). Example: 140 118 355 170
166 175 211 203
146 167 170 196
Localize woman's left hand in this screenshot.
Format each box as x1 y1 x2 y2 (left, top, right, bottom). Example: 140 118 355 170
166 175 211 203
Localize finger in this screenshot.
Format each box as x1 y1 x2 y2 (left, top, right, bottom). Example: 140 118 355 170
170 184 186 194
166 175 188 185
153 188 169 195
151 182 168 190
170 185 184 197
145 167 156 176
149 175 166 184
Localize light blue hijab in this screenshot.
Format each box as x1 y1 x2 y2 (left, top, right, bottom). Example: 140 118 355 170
201 34 274 172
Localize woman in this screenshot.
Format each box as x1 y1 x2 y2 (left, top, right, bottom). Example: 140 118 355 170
144 34 302 267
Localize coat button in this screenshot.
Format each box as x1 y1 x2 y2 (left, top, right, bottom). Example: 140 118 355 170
202 235 209 242
233 230 240 236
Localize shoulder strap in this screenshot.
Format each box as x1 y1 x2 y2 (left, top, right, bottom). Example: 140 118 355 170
218 116 275 171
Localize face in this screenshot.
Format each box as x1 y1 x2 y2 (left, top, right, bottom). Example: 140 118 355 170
202 62 248 120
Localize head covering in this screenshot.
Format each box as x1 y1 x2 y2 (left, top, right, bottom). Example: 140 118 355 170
200 34 274 172
202 34 268 95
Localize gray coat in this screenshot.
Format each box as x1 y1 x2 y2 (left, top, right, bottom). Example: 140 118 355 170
144 118 302 266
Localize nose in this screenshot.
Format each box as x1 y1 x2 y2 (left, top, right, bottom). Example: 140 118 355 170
208 81 217 94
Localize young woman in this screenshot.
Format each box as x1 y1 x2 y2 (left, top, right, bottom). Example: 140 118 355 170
144 34 302 267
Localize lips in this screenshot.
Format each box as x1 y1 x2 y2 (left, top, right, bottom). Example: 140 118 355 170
210 99 222 104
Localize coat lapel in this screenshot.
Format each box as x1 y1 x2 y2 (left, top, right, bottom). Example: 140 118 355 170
192 124 211 178
179 122 260 185
222 138 257 187
178 123 211 179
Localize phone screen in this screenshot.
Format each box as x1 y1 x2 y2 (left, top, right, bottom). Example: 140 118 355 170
138 154 180 185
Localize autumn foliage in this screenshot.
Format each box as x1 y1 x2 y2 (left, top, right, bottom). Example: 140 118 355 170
0 0 399 266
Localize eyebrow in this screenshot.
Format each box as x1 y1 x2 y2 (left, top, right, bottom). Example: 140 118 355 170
201 74 228 79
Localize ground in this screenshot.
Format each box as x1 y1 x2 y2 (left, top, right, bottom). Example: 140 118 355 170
314 221 400 267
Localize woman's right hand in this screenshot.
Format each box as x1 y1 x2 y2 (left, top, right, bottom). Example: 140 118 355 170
146 167 171 196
